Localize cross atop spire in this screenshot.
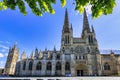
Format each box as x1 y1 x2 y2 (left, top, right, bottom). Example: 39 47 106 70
83 8 90 32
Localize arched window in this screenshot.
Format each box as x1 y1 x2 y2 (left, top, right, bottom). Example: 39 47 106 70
56 54 60 60
88 35 91 43
16 62 21 73
29 61 33 70
36 62 42 70
104 62 110 70
47 62 52 70
88 35 93 44
65 62 70 71
79 56 81 59
68 36 69 43
65 35 70 44
65 36 67 44
91 35 94 43
76 56 77 60
56 62 61 70
23 61 26 70
83 55 85 59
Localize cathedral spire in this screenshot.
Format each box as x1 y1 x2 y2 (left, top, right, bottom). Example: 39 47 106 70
35 48 38 59
13 42 17 50
9 47 12 53
70 23 73 30
30 51 34 59
83 8 90 32
39 50 43 59
54 46 56 51
63 8 70 33
45 47 47 52
21 51 26 60
91 25 95 33
64 8 69 26
53 45 57 53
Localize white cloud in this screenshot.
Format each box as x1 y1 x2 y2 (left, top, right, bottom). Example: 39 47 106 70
0 53 4 57
0 40 11 44
0 49 7 52
71 5 92 16
85 5 92 15
5 53 8 57
6 41 10 44
0 45 9 50
70 7 81 16
0 61 5 64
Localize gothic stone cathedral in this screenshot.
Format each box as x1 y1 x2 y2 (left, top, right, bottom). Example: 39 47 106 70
4 9 120 77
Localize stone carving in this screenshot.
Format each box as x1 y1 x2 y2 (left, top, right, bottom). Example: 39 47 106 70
87 47 90 53
95 47 99 54
75 46 85 54
71 47 73 53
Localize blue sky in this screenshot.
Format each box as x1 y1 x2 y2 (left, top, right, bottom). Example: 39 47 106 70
0 0 120 68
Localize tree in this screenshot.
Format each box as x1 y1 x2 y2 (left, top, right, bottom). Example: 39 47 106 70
0 0 116 18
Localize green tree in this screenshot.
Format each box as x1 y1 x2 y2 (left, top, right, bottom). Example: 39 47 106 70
0 0 116 18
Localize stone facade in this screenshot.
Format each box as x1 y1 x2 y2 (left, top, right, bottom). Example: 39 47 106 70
4 9 120 76
4 43 18 75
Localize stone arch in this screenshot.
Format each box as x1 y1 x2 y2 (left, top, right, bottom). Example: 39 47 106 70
65 62 71 76
23 61 26 70
55 61 62 76
46 61 52 76
75 63 88 76
29 61 33 70
104 62 110 70
56 54 61 60
65 62 70 71
36 61 42 70
46 62 52 71
56 61 61 70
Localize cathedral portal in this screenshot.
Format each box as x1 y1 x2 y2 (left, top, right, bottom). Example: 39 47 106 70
75 64 88 76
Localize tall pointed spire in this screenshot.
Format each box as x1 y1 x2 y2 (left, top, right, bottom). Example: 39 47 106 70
45 47 47 52
21 51 26 60
9 47 12 53
13 42 17 49
39 50 43 59
70 23 73 30
63 8 70 33
64 8 69 26
83 8 90 32
35 48 38 59
91 25 95 33
30 51 34 59
54 46 56 51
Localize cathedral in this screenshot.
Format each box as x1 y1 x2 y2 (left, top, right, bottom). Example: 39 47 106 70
4 9 120 77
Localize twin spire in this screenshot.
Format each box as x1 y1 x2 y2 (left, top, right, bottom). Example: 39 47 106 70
63 8 94 33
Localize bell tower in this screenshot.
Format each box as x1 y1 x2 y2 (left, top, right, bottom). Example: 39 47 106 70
61 9 73 49
4 42 19 75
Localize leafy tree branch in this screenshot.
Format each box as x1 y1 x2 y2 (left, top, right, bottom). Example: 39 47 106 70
0 0 116 18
